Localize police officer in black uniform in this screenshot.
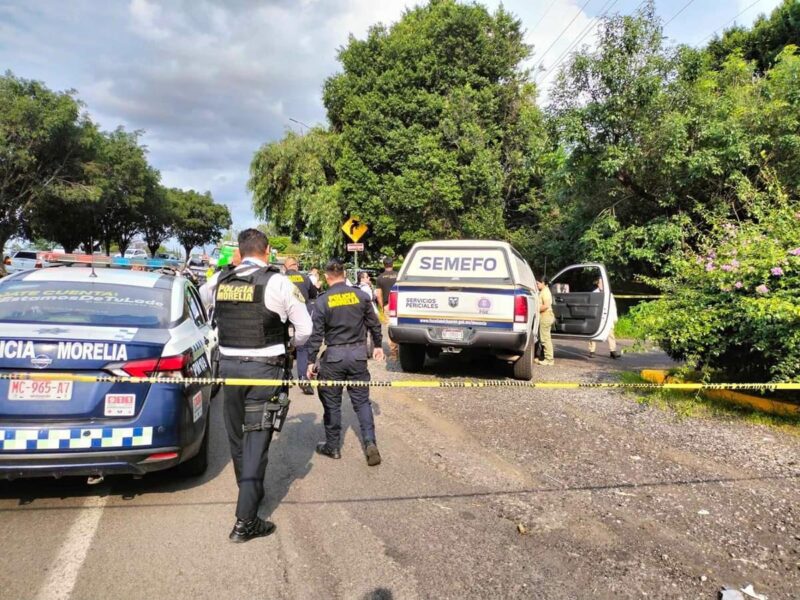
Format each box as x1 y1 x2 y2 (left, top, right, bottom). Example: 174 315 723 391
307 259 384 466
201 229 311 542
283 256 318 395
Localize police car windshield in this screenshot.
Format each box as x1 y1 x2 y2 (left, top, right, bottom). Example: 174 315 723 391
0 281 170 328
401 246 513 284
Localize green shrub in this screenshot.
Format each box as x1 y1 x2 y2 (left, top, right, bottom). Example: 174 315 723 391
632 182 800 383
614 313 648 339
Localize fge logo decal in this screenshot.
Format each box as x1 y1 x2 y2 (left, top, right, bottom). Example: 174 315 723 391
477 297 492 314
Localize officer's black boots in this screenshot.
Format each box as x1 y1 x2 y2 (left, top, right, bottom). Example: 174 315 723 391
315 442 341 459
365 442 381 467
610 351 622 359
300 383 314 395
229 517 276 543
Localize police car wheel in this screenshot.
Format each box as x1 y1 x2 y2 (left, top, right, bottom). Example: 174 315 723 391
512 338 535 381
398 343 426 372
178 420 210 477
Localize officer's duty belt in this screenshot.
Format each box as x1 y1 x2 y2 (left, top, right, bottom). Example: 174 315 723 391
221 354 286 366
327 342 367 349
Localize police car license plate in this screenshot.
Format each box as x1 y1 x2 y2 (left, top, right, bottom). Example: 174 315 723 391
8 380 73 401
441 328 464 341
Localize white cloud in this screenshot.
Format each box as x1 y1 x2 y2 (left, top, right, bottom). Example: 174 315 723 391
129 0 170 40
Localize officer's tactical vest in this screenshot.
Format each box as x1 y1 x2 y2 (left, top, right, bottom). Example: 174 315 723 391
214 266 285 349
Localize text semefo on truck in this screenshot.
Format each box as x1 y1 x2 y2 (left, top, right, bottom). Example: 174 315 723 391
387 241 614 380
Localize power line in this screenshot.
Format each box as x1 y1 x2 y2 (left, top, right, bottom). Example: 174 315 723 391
530 0 559 35
663 0 697 27
699 0 766 44
536 0 619 83
532 0 595 74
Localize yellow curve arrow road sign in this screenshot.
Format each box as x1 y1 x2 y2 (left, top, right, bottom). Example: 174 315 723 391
342 217 368 243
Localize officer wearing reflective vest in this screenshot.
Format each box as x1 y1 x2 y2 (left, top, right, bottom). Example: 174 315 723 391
307 259 384 466
282 256 318 395
200 228 311 543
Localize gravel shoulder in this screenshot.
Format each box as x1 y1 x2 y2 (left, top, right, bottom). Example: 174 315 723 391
374 339 799 597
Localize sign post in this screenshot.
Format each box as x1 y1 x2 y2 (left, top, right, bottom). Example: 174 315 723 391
342 217 369 278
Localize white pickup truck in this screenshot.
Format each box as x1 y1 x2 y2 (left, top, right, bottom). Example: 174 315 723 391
387 240 614 380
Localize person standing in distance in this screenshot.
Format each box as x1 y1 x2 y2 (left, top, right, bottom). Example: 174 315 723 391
200 229 312 542
588 278 621 359
374 257 399 358
307 260 385 466
308 267 322 292
535 277 555 366
283 256 319 395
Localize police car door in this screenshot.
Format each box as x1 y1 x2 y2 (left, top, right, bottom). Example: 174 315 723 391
185 284 217 359
549 263 612 341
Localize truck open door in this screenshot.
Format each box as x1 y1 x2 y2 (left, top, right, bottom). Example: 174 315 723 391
548 263 613 341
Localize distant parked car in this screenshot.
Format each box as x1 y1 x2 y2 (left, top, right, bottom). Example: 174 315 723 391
124 248 149 259
5 250 56 273
188 253 208 267
155 252 179 261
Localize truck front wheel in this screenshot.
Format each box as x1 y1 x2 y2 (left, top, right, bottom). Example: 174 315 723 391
399 343 426 372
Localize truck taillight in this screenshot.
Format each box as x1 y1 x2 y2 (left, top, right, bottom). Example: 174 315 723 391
34 260 43 268
3 256 10 266
118 353 190 378
389 290 398 317
514 295 528 323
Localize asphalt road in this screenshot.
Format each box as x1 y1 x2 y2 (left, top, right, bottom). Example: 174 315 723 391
1 340 798 599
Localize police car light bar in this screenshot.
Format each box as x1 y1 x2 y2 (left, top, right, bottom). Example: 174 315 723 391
42 253 182 270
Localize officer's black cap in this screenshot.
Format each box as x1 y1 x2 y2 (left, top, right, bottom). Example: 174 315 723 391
383 257 394 267
325 259 345 275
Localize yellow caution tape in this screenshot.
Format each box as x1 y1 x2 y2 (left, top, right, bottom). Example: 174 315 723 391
0 372 798 391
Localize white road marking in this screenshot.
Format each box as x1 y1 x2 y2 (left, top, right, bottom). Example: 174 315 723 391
34 494 107 600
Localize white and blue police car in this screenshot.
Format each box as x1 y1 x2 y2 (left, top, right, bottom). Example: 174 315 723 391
0 261 217 480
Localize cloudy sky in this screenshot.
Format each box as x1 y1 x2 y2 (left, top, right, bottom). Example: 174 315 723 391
0 0 782 230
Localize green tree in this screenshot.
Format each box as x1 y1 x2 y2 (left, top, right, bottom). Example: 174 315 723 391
633 172 800 383
322 0 545 255
92 127 151 255
0 73 91 264
249 128 342 257
139 175 174 257
547 1 684 280
707 0 800 72
170 188 232 262
546 3 800 283
25 121 102 253
27 190 97 253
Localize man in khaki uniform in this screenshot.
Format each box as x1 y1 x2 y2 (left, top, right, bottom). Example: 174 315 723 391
535 278 555 366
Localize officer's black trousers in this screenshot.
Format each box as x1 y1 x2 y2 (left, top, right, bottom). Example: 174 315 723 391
219 357 282 522
317 345 376 449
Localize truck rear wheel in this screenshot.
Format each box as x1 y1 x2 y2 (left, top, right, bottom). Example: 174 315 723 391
512 338 535 381
399 343 426 372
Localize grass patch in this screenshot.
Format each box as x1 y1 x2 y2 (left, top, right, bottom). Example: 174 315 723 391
617 371 800 433
614 314 645 339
